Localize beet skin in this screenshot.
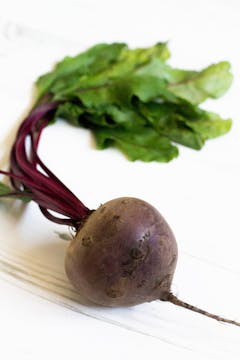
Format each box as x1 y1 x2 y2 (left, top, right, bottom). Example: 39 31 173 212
65 197 178 306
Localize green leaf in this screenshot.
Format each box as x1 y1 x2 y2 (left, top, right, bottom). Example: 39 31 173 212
82 42 170 85
136 57 197 83
55 102 85 126
36 43 127 99
137 101 204 149
74 75 174 110
94 127 178 162
185 111 232 140
0 182 12 196
137 59 233 104
137 98 231 149
168 61 233 104
0 181 31 202
36 42 232 162
85 105 146 129
37 42 170 101
127 75 176 103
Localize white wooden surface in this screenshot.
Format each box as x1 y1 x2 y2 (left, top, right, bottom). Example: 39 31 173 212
0 1 240 359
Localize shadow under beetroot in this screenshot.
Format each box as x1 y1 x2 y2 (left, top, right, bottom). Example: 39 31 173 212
24 238 97 308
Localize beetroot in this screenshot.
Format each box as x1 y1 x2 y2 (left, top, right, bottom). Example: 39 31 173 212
0 101 239 326
65 197 178 306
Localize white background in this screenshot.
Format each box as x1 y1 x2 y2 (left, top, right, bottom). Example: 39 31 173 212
0 0 240 359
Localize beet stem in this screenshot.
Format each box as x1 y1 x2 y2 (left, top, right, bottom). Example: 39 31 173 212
166 293 240 327
0 100 92 229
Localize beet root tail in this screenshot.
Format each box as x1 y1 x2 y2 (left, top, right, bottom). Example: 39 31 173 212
165 293 240 327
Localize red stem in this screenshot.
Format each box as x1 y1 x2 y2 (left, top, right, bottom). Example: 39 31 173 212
0 101 92 230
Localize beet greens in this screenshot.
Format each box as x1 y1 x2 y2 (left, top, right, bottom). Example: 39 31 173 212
36 42 232 163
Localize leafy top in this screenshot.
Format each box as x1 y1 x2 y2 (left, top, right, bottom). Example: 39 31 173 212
35 43 232 162
30 43 233 162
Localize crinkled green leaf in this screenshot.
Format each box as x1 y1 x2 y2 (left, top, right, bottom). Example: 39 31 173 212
169 62 233 104
94 127 178 162
36 43 127 99
102 105 146 128
136 57 197 83
138 99 231 148
35 42 232 162
54 101 146 129
75 75 176 110
37 42 170 100
0 182 12 196
137 59 233 104
0 182 31 202
185 111 232 140
127 75 177 102
78 42 170 88
55 102 85 126
137 101 204 149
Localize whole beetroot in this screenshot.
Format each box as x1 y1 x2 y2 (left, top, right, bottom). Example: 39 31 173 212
65 197 178 306
0 102 239 326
